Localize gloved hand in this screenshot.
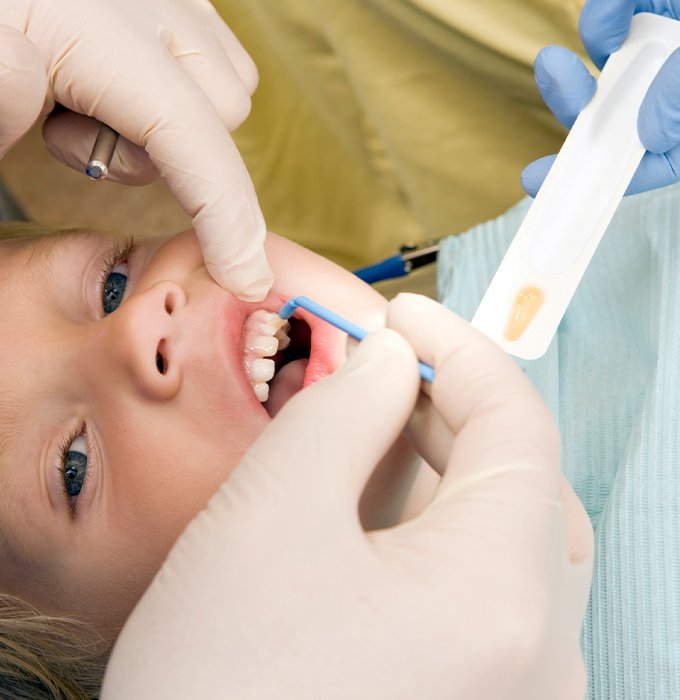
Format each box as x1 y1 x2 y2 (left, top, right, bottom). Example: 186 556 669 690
0 0 272 300
522 0 680 198
101 294 593 700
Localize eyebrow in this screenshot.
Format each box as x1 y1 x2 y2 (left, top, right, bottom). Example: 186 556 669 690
15 232 104 320
0 379 21 461
0 378 37 571
24 233 69 290
0 237 51 455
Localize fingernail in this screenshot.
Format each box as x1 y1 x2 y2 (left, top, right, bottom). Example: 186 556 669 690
357 310 386 333
341 335 382 379
234 277 274 302
342 312 385 362
344 328 409 372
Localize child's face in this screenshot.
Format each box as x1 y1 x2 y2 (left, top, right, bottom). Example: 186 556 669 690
0 228 385 632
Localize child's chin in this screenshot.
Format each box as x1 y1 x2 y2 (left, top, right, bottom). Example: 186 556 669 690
264 358 308 418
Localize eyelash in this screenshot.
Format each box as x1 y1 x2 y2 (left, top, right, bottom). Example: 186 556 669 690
57 426 94 512
97 237 135 312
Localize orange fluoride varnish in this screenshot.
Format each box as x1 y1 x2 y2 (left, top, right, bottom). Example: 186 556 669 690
503 286 545 342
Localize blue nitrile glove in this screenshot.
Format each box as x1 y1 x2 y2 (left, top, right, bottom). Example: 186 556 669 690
522 0 680 198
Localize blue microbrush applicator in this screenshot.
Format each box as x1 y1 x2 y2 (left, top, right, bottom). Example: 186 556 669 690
277 296 435 383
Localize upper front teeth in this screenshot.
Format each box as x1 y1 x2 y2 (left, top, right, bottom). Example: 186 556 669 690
243 310 291 402
246 336 278 356
247 358 275 382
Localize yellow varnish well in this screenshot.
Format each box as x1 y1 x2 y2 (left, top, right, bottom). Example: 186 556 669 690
503 286 545 342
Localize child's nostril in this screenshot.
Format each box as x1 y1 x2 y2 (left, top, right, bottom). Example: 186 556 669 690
164 287 180 315
156 352 166 375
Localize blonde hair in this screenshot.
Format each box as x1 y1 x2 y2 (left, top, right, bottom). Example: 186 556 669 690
0 221 99 243
0 594 110 699
0 221 114 698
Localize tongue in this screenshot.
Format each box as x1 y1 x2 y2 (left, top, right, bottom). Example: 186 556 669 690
265 359 308 418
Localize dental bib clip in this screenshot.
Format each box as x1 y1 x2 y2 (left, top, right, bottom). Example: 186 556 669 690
278 296 435 383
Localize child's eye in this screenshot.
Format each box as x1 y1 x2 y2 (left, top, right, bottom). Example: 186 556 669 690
62 433 88 504
99 238 134 315
102 262 129 315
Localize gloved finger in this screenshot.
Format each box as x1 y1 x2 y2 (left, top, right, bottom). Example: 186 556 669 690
625 145 680 194
175 0 258 94
520 154 556 197
560 474 594 636
233 328 421 526
160 25 253 132
144 105 272 299
383 294 564 577
579 0 636 70
404 392 454 477
521 144 680 199
204 20 258 95
638 47 680 154
0 26 48 159
385 294 560 492
534 46 597 129
42 111 159 185
560 475 593 569
52 41 273 300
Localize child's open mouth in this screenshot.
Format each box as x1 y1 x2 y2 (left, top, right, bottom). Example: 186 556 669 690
242 308 343 418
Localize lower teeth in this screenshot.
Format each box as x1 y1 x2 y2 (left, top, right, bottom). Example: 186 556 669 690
252 382 269 402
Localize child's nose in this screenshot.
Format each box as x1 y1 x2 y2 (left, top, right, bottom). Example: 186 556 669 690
102 280 187 401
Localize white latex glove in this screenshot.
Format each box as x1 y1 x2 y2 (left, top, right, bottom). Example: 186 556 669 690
101 294 593 700
0 0 272 300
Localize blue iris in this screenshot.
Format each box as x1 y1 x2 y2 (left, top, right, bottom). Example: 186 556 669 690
103 271 127 314
63 450 87 497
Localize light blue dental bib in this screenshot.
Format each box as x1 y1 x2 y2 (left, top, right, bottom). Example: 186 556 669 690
437 186 680 700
